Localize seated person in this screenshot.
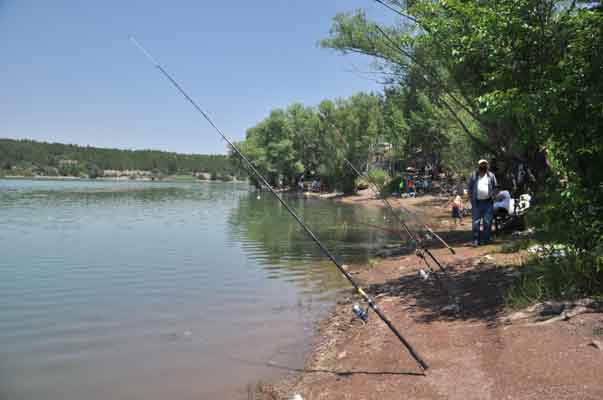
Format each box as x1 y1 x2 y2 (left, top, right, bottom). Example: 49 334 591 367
493 190 515 215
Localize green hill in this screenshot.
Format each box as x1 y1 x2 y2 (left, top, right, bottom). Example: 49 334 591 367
0 138 244 180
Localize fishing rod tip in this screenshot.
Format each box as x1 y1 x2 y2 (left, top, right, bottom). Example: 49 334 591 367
129 36 160 67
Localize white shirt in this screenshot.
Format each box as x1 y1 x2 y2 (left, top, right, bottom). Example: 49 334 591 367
494 190 513 212
477 174 490 200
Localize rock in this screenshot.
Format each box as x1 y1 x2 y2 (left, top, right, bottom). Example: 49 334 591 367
528 243 568 258
474 254 495 266
418 269 430 281
337 351 347 360
441 303 461 314
512 227 535 237
507 299 598 326
540 302 565 317
588 340 602 351
290 394 304 400
562 305 589 320
481 255 495 263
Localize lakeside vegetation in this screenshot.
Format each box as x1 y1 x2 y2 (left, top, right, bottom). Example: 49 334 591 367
235 1 602 301
0 138 245 181
233 90 476 193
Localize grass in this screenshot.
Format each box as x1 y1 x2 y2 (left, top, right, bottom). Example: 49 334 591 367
506 251 603 310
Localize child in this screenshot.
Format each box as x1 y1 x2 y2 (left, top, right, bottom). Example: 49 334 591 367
407 177 416 197
450 192 464 226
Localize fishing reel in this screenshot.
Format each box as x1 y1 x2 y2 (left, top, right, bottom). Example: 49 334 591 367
415 248 427 260
352 303 369 324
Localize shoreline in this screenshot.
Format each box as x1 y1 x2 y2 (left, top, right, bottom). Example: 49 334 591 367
0 175 246 183
258 193 603 400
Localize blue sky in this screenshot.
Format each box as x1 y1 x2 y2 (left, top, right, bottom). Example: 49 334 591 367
0 1 395 154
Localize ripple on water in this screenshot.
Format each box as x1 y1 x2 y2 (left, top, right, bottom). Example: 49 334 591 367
0 180 397 400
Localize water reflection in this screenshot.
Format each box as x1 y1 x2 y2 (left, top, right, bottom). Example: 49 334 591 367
227 191 396 294
0 179 399 400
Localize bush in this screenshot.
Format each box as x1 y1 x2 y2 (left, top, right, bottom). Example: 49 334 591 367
507 251 603 309
383 175 403 195
355 177 369 190
367 168 390 191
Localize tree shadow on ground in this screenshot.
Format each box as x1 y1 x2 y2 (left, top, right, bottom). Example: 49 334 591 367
366 258 518 328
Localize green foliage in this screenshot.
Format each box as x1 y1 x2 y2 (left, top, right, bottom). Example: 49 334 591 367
355 177 369 190
507 251 603 309
0 139 243 179
367 168 390 191
498 238 536 254
383 175 402 196
236 94 396 192
235 85 467 193
323 0 603 299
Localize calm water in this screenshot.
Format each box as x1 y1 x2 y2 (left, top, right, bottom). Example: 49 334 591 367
0 179 395 400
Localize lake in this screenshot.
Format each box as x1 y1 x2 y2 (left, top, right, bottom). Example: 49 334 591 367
0 179 396 399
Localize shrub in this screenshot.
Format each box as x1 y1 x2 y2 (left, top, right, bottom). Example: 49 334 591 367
355 177 369 190
383 175 403 195
367 168 390 191
507 250 603 309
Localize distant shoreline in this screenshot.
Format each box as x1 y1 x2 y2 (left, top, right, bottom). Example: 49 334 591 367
0 175 246 183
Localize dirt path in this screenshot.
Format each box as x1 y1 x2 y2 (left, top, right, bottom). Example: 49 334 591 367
261 193 603 400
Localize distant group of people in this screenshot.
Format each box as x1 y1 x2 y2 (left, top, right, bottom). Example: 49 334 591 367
297 175 323 193
298 159 499 247
398 174 433 197
399 175 416 197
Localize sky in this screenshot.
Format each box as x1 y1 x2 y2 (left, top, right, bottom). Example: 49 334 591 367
0 1 396 154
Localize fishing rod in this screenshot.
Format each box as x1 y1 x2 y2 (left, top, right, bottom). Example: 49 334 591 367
424 225 456 255
130 37 428 371
358 222 454 260
320 120 453 279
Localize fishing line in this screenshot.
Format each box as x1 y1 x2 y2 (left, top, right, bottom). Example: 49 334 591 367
319 119 454 282
130 36 428 371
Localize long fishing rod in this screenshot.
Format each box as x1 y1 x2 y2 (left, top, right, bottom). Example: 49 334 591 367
130 37 428 371
355 221 445 288
359 222 455 260
322 120 453 278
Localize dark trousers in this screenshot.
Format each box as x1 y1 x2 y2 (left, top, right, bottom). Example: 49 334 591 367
472 199 494 243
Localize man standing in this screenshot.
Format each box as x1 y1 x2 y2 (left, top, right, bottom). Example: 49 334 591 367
467 159 497 246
